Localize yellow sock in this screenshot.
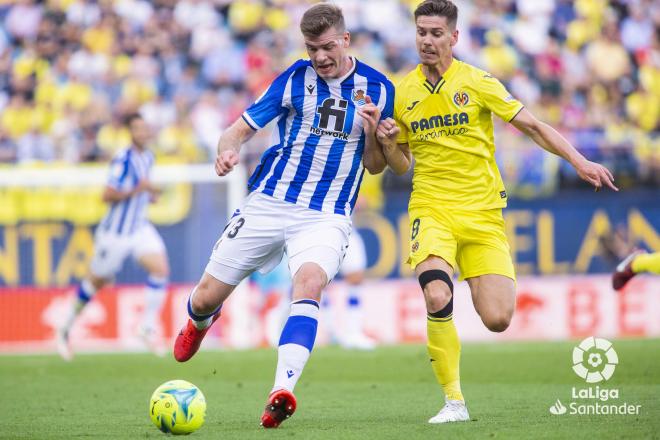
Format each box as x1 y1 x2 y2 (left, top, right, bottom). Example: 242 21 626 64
632 252 660 274
427 314 463 401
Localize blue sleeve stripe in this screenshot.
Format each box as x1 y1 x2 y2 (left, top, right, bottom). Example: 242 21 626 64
242 113 259 130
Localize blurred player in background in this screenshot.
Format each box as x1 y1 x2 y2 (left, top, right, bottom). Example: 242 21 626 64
377 0 618 424
172 3 395 429
325 227 376 350
250 259 291 348
613 250 660 290
57 113 169 360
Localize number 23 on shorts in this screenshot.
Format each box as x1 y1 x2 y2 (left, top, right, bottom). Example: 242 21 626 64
214 217 246 250
227 218 245 238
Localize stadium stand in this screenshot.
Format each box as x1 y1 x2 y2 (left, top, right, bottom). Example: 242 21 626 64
0 0 657 196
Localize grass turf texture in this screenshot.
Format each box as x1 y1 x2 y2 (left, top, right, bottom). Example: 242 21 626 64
0 340 658 439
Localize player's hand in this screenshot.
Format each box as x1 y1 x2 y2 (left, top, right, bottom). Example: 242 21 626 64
144 181 162 195
376 118 400 150
575 159 618 192
134 179 151 194
356 95 380 136
146 183 162 202
215 150 239 176
133 180 161 200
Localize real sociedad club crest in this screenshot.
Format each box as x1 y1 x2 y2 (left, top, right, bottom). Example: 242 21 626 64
352 89 366 106
453 90 469 107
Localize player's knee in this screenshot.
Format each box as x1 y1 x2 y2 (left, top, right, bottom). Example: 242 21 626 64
141 255 169 278
483 313 512 333
148 264 169 281
151 262 170 279
292 263 327 301
426 289 452 314
419 270 453 314
89 274 108 290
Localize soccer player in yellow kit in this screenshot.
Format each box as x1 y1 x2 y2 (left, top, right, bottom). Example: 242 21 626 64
376 0 618 424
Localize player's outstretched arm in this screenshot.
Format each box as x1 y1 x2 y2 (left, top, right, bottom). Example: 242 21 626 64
510 108 618 192
376 118 411 175
102 179 150 203
215 118 257 177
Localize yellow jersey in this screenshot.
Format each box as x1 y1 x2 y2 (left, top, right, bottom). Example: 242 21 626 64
395 59 523 210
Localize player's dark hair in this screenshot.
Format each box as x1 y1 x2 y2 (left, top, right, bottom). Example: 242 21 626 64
300 3 345 38
125 113 143 126
414 0 458 29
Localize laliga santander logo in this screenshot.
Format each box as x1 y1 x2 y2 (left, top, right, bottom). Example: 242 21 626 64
572 337 618 383
549 337 641 416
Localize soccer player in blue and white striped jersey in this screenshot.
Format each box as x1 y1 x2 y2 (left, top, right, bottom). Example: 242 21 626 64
241 54 393 215
57 114 170 360
174 3 396 429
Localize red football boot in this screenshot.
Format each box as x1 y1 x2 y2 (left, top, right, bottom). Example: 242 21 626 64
612 250 646 291
260 389 297 428
173 313 220 362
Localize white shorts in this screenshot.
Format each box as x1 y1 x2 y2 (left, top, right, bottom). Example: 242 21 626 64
339 230 367 275
205 192 351 286
90 222 166 279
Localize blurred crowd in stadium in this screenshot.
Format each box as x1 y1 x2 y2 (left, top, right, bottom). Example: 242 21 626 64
0 0 658 195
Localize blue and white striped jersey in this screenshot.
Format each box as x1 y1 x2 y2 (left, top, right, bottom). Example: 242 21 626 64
242 58 394 216
99 147 154 235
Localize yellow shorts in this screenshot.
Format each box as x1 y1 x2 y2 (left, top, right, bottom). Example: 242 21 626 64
407 206 515 281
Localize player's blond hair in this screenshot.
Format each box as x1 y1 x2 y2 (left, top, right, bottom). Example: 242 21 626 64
300 3 346 38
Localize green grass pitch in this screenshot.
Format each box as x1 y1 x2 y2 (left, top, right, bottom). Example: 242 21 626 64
1 339 658 439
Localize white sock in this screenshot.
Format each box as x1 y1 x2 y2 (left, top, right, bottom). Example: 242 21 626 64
320 295 338 341
272 344 311 392
345 286 363 336
271 299 319 393
143 275 168 331
62 279 97 333
192 316 213 330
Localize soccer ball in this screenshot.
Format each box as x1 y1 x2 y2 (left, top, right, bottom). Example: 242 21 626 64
149 380 206 435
